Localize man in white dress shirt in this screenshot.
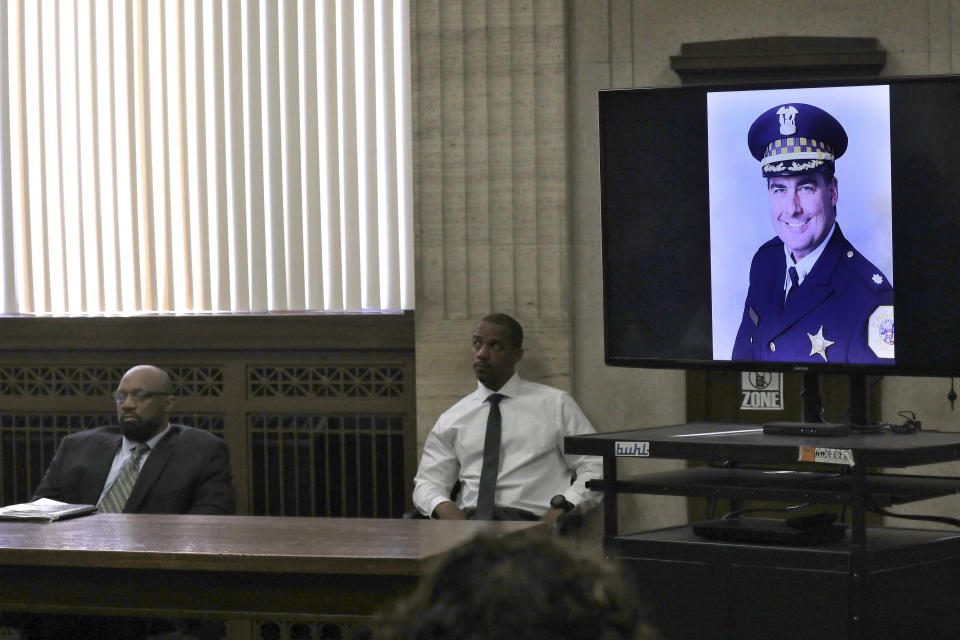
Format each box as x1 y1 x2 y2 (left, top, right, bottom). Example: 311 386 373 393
412 313 602 526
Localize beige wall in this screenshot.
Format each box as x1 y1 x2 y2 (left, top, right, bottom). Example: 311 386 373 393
412 0 574 443
413 0 960 534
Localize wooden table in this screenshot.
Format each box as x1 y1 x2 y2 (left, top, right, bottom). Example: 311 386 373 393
0 514 544 622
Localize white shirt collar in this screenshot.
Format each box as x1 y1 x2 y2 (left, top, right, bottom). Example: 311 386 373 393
784 222 836 287
476 372 521 400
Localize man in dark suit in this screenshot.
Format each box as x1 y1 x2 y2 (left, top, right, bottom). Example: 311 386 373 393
32 364 235 514
14 365 235 639
732 102 894 364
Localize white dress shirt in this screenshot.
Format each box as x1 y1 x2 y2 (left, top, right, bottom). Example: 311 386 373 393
783 222 836 298
413 373 603 517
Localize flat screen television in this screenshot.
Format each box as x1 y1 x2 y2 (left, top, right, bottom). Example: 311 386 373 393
600 75 960 378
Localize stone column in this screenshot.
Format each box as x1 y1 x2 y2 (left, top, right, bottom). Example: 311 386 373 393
411 0 572 448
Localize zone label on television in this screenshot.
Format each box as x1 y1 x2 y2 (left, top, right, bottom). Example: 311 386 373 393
615 441 650 457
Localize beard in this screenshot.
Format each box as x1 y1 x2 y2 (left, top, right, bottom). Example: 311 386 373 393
121 417 163 442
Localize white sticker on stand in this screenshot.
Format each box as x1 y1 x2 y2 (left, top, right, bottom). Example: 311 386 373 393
799 446 855 466
615 441 650 457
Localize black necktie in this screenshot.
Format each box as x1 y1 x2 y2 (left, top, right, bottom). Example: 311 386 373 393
785 266 800 303
475 393 505 520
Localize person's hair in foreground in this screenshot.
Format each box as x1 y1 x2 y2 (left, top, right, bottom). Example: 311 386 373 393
379 533 659 640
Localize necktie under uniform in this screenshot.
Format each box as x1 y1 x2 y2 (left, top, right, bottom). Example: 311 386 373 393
98 443 150 513
475 393 505 520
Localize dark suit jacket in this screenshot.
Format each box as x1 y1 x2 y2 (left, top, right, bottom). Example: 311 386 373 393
32 424 236 515
732 224 894 364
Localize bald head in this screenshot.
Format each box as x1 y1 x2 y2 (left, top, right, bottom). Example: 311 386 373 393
120 365 173 394
115 365 175 442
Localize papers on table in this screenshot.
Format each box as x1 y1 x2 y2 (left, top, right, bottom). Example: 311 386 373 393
0 498 98 522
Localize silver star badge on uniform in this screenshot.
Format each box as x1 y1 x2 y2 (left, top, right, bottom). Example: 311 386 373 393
872 274 883 285
808 326 834 362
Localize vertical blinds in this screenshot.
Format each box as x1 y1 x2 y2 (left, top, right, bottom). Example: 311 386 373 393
0 0 414 315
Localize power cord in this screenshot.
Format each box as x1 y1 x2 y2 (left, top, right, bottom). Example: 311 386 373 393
851 410 922 435
885 410 922 434
867 505 960 529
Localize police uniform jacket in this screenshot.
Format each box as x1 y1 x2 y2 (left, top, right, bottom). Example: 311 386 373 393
732 224 893 364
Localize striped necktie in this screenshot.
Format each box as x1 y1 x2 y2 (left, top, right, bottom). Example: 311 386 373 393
98 443 150 513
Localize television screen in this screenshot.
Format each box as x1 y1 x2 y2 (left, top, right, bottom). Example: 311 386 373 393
600 75 960 376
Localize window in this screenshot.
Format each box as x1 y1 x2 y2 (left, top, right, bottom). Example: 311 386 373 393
0 0 413 315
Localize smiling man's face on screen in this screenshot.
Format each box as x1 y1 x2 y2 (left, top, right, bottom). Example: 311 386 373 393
766 172 838 260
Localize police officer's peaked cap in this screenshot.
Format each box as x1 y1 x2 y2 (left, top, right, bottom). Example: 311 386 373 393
748 103 847 177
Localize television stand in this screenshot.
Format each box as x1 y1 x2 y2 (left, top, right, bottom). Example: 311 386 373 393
565 423 960 640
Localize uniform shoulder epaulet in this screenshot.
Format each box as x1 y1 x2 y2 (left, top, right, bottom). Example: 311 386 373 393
839 244 892 291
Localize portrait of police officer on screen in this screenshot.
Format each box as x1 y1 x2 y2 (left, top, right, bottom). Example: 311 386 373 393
731 102 895 364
